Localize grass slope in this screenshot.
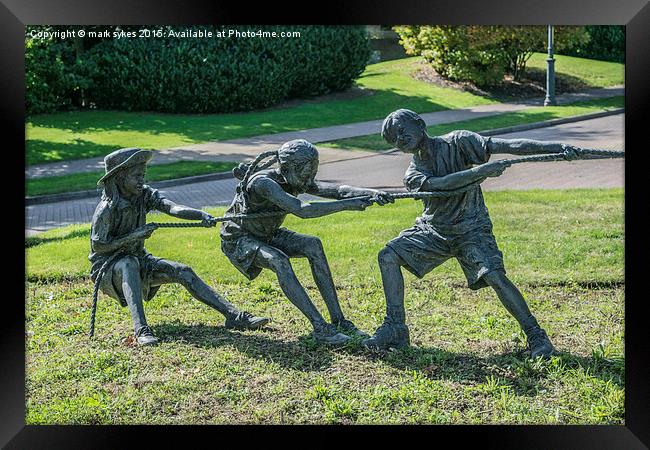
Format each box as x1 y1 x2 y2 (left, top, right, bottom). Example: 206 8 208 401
26 161 238 197
321 96 624 152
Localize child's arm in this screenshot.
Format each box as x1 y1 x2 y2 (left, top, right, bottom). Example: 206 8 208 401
252 178 373 219
156 198 215 225
404 161 507 192
307 182 394 205
488 137 580 158
91 226 156 254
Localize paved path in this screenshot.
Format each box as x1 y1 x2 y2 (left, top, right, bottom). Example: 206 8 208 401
25 114 624 236
26 87 623 179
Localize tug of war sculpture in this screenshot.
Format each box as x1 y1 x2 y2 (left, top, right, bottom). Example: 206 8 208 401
88 110 624 358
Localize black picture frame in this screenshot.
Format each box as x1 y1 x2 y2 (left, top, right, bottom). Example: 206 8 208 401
7 0 648 447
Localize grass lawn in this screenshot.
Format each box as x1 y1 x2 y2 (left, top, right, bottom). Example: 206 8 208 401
26 188 624 424
320 96 624 152
26 161 238 197
26 55 623 166
526 53 624 89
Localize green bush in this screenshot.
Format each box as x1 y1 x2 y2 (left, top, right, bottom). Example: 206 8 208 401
25 33 95 115
283 26 370 97
26 26 370 115
564 26 624 63
26 26 370 113
393 26 507 87
393 26 589 87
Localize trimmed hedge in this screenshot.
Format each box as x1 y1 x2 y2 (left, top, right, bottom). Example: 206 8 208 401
26 26 370 115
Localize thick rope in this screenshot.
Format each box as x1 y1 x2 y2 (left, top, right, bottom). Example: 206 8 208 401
148 149 625 227
89 250 124 337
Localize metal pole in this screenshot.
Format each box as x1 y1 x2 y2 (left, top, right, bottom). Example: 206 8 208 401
544 25 556 106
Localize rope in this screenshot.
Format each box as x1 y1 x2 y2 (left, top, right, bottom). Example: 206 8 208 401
146 149 625 226
89 250 124 337
500 148 624 166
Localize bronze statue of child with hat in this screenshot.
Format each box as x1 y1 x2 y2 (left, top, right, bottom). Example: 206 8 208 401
89 147 269 345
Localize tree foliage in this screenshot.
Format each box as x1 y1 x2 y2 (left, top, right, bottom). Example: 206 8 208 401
393 26 589 86
564 26 624 63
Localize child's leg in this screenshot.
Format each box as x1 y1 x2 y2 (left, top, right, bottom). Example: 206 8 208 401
363 245 411 349
482 270 554 357
378 246 407 324
482 271 539 332
112 256 148 333
252 245 326 326
271 232 345 323
150 259 240 319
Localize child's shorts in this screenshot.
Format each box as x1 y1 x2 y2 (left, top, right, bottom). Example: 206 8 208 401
97 253 163 307
386 223 505 290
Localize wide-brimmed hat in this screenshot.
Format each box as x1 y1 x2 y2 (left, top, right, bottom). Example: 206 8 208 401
97 148 153 185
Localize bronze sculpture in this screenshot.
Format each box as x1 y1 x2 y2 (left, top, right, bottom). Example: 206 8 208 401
220 139 393 345
362 109 586 357
89 148 269 345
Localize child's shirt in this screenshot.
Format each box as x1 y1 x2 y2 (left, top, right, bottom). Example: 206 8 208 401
404 130 493 236
88 185 165 278
221 169 301 242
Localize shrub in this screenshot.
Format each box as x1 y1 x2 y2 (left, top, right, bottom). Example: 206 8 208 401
564 26 624 63
25 30 96 115
393 26 508 87
26 26 370 115
393 26 589 86
86 25 370 113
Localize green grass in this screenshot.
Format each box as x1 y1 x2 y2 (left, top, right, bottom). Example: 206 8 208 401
26 161 238 197
527 53 624 88
321 96 624 152
25 58 493 166
26 54 623 166
26 189 624 424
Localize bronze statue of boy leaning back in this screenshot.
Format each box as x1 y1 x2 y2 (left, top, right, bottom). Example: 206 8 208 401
363 109 582 357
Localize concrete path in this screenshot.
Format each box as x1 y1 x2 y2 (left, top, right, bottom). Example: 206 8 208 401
26 86 623 179
25 113 624 236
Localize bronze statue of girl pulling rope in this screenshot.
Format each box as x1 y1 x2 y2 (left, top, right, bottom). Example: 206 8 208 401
219 139 395 345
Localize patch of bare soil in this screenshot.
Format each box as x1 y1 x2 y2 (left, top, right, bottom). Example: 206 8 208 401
412 61 591 102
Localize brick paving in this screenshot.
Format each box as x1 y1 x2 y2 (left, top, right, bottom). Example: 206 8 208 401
25 113 624 236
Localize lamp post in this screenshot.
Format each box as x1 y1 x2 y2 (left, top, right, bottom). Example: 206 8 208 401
544 25 556 106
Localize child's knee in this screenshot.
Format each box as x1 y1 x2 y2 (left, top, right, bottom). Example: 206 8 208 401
177 264 197 283
483 270 508 289
378 246 400 266
303 236 324 259
269 255 293 274
115 256 140 274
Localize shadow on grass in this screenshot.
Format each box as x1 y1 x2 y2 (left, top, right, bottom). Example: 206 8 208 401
25 228 91 249
154 321 624 391
27 139 119 166
375 345 624 396
27 89 450 144
155 321 335 372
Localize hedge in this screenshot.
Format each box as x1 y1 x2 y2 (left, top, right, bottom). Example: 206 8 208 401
25 26 370 115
